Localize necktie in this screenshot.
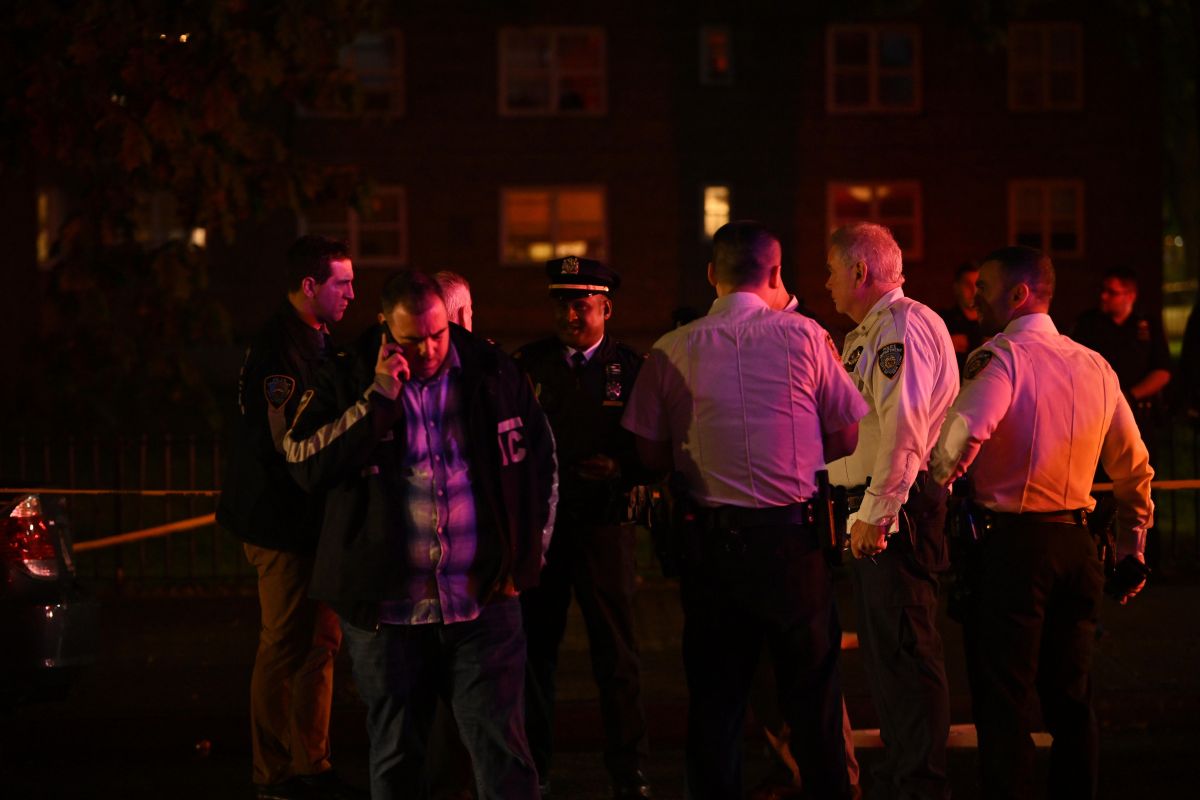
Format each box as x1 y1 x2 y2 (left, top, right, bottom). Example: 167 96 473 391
571 352 587 371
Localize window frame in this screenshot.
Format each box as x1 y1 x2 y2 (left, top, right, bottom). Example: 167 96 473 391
499 185 609 266
825 24 923 115
1007 179 1085 258
826 180 925 260
1007 22 1083 112
306 29 405 119
301 185 409 268
498 26 608 117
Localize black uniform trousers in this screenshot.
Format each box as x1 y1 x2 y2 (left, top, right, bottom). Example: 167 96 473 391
681 516 851 800
849 487 951 800
521 520 648 783
963 517 1103 800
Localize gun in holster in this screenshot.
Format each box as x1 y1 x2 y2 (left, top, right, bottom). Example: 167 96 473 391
813 470 849 566
945 476 980 623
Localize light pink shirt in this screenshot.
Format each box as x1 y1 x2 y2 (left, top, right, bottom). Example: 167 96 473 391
622 291 868 508
930 313 1154 558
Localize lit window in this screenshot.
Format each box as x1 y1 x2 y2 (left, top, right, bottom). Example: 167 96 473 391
499 27 606 116
827 25 921 114
700 27 734 85
827 182 923 259
703 185 731 239
1008 180 1084 257
501 187 607 264
1008 23 1082 111
36 188 64 268
304 186 408 267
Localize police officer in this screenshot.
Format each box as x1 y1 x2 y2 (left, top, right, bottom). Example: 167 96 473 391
515 256 651 799
623 221 868 800
217 235 359 800
823 222 957 800
931 246 1153 800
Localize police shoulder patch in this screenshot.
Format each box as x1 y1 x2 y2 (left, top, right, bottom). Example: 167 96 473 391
877 342 904 379
844 345 864 373
264 375 296 409
964 350 994 380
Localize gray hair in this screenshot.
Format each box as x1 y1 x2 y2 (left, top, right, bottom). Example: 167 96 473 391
434 271 472 320
830 222 904 287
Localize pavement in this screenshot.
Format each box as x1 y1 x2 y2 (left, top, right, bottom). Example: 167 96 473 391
1 567 1198 799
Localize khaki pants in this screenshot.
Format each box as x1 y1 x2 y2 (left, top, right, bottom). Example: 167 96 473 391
244 543 342 785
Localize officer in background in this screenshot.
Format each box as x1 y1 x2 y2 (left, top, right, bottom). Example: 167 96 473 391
515 256 652 799
823 222 957 800
623 221 868 800
938 261 983 375
931 246 1153 800
217 235 359 800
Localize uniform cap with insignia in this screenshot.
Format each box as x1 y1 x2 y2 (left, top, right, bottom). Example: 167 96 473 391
546 257 621 298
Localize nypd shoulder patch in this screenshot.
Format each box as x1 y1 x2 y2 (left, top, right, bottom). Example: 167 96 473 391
877 342 904 379
264 375 296 409
844 345 864 373
964 350 994 380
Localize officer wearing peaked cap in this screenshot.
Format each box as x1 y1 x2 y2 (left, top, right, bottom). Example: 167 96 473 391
515 256 653 799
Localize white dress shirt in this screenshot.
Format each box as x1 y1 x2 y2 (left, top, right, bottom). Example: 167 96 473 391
622 291 868 508
930 313 1154 558
826 288 959 528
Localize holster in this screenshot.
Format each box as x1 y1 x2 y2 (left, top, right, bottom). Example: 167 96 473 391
647 471 696 578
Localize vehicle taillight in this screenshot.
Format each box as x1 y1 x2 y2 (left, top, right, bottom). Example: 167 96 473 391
3 495 60 579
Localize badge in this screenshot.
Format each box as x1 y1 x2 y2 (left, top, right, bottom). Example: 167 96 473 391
563 256 580 274
264 375 296 409
605 362 623 401
844 345 864 373
964 350 993 380
1137 319 1150 342
877 342 904 379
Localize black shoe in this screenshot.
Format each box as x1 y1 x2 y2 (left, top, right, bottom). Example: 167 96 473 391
255 778 306 800
612 770 652 799
296 771 369 800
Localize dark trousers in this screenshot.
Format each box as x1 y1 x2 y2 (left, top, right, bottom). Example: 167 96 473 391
340 598 539 800
521 522 648 782
850 499 951 799
963 520 1103 800
681 521 850 800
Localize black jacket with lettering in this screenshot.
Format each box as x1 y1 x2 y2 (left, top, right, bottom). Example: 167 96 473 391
217 304 330 553
284 324 558 629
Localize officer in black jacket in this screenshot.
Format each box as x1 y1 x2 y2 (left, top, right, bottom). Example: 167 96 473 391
216 235 358 800
514 257 651 799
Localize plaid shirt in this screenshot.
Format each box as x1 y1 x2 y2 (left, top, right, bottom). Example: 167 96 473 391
378 344 482 625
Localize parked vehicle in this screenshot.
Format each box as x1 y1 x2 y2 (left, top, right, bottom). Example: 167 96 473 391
1 493 98 707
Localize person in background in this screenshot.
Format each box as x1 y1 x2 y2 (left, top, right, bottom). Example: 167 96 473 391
217 235 360 800
938 261 983 375
436 270 474 331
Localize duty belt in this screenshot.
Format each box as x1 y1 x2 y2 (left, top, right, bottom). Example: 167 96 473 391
978 507 1089 528
703 501 816 530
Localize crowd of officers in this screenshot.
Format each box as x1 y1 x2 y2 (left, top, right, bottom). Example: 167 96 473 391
218 221 1158 800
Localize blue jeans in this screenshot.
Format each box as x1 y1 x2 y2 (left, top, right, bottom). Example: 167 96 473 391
340 597 539 800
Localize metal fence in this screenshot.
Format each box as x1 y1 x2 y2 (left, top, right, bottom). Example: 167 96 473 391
3 420 1198 588
0 433 253 587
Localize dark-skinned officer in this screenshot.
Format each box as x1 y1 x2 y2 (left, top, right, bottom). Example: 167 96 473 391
514 256 652 800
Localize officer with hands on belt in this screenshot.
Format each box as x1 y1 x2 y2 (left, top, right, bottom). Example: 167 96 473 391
823 222 957 800
514 256 652 800
623 220 869 800
930 246 1153 800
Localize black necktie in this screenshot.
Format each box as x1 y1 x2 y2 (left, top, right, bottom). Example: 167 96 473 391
571 352 587 371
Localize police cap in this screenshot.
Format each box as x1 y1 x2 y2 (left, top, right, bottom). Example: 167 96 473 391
546 256 621 298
